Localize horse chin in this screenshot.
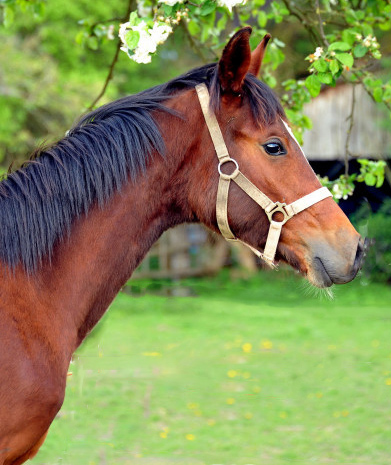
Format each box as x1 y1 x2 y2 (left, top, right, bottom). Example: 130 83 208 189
276 248 334 289
306 259 334 288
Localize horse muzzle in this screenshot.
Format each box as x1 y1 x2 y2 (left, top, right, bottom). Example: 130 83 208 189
310 236 370 288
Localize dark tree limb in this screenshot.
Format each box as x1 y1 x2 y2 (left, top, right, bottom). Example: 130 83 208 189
344 84 356 175
86 0 135 112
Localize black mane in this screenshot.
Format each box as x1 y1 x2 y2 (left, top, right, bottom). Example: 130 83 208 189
0 63 284 272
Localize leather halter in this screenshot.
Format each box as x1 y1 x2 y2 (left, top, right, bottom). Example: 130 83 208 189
195 83 332 267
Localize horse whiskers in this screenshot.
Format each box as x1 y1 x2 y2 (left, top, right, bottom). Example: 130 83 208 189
300 278 335 300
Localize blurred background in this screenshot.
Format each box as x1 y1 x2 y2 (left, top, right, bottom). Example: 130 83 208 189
1 1 391 464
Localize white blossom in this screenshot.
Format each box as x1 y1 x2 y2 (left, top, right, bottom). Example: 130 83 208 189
119 19 173 64
217 0 247 12
363 34 379 50
119 22 130 44
137 0 152 17
150 22 172 45
159 0 183 6
107 24 115 41
313 47 323 59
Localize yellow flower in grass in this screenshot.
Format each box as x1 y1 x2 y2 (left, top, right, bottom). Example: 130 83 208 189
226 397 235 405
279 411 287 419
187 402 199 410
185 434 195 440
159 431 167 438
244 412 253 420
242 343 252 353
227 369 238 378
386 378 391 386
261 340 273 350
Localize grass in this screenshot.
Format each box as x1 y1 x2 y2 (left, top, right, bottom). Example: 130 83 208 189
32 269 391 465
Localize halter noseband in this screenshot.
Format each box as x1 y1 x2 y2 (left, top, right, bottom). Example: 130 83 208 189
195 83 332 268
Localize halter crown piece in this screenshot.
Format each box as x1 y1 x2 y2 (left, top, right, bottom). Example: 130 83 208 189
195 83 332 268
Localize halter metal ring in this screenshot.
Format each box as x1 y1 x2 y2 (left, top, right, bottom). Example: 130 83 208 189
218 158 239 180
266 202 292 225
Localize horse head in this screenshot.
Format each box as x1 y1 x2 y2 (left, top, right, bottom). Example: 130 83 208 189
184 27 366 288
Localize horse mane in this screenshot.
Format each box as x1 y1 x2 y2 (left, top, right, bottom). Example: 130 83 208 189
0 63 284 272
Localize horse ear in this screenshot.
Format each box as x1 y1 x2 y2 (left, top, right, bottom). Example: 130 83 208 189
218 27 252 93
248 33 271 77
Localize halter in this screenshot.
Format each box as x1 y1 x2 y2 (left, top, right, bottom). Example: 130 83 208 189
195 83 332 268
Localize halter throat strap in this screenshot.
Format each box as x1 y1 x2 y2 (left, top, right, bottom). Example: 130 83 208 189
195 83 332 267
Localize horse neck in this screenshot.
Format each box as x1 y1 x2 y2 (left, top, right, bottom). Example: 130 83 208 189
8 92 202 355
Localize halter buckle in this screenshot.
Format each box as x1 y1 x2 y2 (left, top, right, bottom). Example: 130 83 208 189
218 158 239 180
265 202 292 225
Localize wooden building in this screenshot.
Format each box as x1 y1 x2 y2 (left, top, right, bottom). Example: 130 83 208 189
302 84 391 161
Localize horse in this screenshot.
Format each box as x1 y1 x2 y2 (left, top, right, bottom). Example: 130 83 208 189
0 27 366 465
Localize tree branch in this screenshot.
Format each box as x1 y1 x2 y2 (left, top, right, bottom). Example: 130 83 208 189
86 0 135 112
315 0 329 48
281 0 320 45
344 84 356 175
180 21 216 63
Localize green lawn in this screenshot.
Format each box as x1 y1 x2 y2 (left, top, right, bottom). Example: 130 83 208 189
32 270 391 465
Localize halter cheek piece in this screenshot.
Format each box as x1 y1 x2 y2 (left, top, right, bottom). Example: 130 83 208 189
195 83 332 268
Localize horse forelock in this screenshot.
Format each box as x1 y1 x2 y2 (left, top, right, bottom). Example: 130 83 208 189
0 62 284 272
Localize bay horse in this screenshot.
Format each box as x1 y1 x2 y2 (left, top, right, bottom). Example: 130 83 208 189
0 27 366 464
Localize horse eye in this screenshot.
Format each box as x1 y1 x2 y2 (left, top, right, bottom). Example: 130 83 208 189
263 142 286 156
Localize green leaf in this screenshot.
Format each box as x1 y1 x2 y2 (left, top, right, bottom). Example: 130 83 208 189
75 31 86 46
162 5 173 16
353 45 368 58
356 10 365 20
273 38 285 48
379 20 391 31
257 10 267 27
128 11 140 27
200 23 211 43
376 174 384 188
125 30 140 50
373 87 383 103
313 58 328 72
187 20 200 35
305 74 321 97
200 0 216 16
364 173 376 186
335 53 354 68
361 24 373 37
87 36 99 51
328 41 351 52
265 74 277 88
342 29 358 46
317 72 333 84
301 114 312 129
3 5 15 27
329 59 340 75
216 14 227 31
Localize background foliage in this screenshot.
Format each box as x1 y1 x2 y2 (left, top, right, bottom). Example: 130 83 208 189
1 0 389 196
